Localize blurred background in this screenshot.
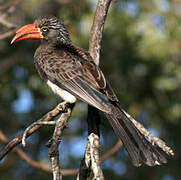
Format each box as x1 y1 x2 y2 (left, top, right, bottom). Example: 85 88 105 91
0 0 181 179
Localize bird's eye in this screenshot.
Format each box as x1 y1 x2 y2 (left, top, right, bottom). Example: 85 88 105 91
41 27 48 32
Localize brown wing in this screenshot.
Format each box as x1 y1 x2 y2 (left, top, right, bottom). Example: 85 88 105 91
36 51 112 113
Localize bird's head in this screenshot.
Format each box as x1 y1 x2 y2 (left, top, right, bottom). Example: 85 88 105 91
11 16 71 45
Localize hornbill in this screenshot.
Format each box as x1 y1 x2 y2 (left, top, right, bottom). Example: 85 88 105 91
11 15 167 167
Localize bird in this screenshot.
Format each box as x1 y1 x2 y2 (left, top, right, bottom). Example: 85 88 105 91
11 15 167 167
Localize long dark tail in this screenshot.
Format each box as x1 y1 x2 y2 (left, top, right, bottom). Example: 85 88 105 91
105 102 167 167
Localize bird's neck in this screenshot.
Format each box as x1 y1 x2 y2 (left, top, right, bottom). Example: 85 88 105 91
59 43 92 61
40 40 93 62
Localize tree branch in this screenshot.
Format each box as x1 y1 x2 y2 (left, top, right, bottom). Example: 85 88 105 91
78 0 112 179
0 130 52 173
0 0 21 28
100 140 122 164
0 102 68 161
0 0 21 43
46 103 74 180
0 130 79 176
89 0 112 66
0 29 17 40
0 129 121 176
0 0 20 11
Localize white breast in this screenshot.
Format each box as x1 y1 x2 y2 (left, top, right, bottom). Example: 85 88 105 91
47 80 77 103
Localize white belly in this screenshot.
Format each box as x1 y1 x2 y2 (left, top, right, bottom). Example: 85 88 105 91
47 80 77 103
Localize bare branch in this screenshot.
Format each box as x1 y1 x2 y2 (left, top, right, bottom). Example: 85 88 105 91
89 0 112 65
0 29 17 40
0 0 20 11
100 140 122 164
0 102 68 161
0 130 78 176
0 3 12 11
47 103 74 180
77 141 91 179
78 106 102 179
89 133 104 180
0 0 21 28
0 128 122 176
0 15 16 28
78 0 113 179
0 130 52 173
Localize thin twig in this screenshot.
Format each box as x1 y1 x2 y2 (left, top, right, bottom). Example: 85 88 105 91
0 29 17 40
0 130 52 173
100 140 122 164
0 15 17 28
22 119 56 146
0 0 20 11
0 3 12 11
0 102 67 161
0 0 21 28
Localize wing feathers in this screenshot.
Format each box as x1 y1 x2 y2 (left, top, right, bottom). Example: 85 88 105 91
35 45 168 167
52 74 111 112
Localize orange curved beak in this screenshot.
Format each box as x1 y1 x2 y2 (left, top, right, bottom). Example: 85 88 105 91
11 24 43 44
